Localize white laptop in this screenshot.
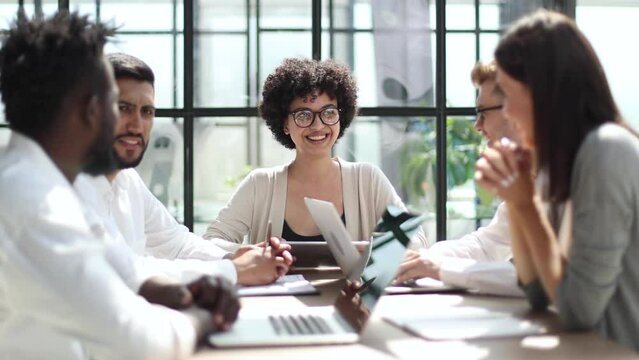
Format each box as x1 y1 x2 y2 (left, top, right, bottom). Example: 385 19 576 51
208 201 424 347
303 197 373 281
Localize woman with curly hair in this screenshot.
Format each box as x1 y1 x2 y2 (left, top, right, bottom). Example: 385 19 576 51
204 57 428 252
475 10 639 351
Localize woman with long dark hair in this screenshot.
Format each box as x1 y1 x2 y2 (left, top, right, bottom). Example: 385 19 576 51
475 10 639 351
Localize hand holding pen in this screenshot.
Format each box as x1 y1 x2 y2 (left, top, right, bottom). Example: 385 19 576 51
336 279 372 331
357 277 376 294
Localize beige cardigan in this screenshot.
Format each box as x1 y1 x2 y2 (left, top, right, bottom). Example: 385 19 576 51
203 158 429 251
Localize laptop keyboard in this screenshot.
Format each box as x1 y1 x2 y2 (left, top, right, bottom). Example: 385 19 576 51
268 314 334 336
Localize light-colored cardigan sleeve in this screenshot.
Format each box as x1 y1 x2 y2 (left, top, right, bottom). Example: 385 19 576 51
203 159 432 250
202 165 287 252
556 124 639 340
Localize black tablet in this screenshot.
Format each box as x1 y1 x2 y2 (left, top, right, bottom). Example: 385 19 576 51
285 241 369 269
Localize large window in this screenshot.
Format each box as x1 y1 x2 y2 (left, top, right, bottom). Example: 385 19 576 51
577 0 639 130
1 0 580 241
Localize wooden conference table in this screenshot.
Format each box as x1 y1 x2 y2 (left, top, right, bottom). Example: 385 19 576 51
191 269 638 360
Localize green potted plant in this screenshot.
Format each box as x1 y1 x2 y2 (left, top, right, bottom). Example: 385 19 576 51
400 117 484 213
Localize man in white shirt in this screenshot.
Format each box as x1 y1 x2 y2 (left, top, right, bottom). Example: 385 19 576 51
396 61 524 297
0 11 239 359
75 52 292 286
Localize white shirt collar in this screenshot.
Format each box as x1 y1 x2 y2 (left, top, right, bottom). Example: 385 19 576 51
7 131 70 188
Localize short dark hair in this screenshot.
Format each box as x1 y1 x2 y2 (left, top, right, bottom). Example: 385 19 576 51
259 57 358 149
106 52 155 86
495 10 622 202
0 11 115 139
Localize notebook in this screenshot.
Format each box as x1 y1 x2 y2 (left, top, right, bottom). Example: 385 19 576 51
384 306 547 340
384 277 464 295
208 203 424 347
237 274 319 297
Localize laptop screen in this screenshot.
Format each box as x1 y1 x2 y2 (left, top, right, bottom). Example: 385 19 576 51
333 209 425 332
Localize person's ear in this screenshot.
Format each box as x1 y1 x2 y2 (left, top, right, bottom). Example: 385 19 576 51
283 124 290 135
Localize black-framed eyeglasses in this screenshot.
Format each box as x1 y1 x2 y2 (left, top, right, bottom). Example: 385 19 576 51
475 104 503 116
288 106 341 128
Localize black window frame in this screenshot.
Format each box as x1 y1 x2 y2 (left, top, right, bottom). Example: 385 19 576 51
0 0 576 240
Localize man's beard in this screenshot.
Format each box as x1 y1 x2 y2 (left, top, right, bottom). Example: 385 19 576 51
84 123 118 176
113 133 148 169
114 147 147 169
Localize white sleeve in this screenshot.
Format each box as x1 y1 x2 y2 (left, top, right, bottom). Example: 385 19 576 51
2 212 196 360
103 238 150 292
428 202 512 261
435 256 524 297
136 256 237 285
74 175 149 292
137 174 232 260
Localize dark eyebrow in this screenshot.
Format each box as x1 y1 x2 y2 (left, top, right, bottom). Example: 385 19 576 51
118 101 155 112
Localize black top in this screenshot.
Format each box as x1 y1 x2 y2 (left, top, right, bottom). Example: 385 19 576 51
282 213 346 242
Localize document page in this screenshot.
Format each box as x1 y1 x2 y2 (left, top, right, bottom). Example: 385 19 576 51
385 277 463 295
384 306 547 340
237 274 319 297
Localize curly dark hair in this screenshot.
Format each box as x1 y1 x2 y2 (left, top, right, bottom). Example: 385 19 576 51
259 57 358 149
0 11 115 139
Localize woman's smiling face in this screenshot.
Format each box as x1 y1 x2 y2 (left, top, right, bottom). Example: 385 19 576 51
285 91 341 156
